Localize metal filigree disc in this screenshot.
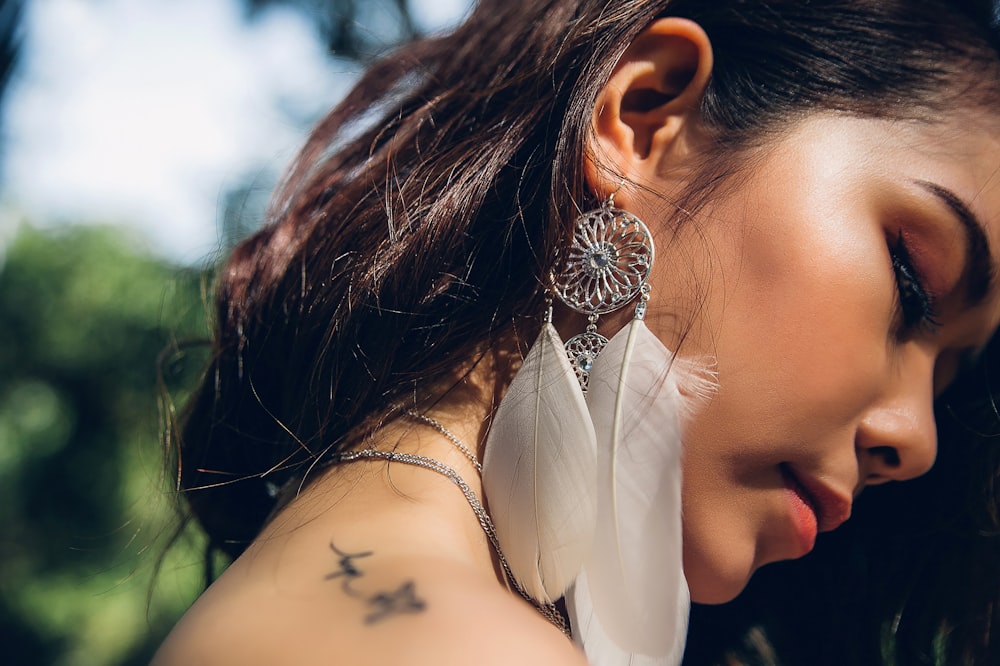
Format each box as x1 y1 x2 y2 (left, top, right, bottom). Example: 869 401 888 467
553 205 654 315
564 331 609 391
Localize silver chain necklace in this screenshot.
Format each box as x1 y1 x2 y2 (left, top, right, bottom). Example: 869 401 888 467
330 415 569 636
404 410 482 473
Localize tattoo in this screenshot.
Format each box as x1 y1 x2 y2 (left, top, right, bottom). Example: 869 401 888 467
325 541 427 625
324 542 373 596
364 581 427 624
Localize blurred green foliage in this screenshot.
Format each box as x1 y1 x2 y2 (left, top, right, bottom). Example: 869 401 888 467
0 224 213 666
0 5 436 664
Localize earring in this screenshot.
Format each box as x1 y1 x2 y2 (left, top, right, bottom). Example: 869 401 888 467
553 192 654 389
481 191 661 613
559 201 717 664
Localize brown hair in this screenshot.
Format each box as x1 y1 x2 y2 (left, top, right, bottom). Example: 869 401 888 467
174 0 1000 661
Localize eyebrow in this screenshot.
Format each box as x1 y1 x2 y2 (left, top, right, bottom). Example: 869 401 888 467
915 180 995 307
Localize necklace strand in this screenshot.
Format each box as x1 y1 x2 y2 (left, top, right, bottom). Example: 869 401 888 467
404 410 483 473
331 446 569 636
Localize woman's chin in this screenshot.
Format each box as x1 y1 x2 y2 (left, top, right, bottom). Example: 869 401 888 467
685 560 755 605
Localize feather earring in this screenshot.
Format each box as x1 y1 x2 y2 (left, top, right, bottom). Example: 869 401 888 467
482 305 597 604
567 570 680 666
481 192 654 607
482 192 662 618
568 295 717 664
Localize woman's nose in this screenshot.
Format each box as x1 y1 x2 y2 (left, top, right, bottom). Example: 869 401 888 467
855 348 938 485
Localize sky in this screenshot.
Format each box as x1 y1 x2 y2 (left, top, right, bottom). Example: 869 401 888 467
0 0 472 264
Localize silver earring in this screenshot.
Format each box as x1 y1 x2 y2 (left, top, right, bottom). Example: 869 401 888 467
553 193 654 389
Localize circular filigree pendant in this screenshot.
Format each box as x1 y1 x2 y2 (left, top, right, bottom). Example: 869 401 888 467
553 205 654 315
564 331 609 390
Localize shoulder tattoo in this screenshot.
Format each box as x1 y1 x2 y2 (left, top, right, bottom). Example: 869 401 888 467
325 541 427 625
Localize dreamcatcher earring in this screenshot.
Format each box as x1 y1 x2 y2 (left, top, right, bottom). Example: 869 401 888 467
554 190 655 389
560 198 717 665
481 190 657 610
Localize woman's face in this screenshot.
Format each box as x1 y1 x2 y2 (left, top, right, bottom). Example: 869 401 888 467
638 113 1000 604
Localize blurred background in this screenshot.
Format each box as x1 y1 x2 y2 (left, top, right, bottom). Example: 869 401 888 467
0 1 471 663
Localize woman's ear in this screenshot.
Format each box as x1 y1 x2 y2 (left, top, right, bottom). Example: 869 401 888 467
586 18 713 204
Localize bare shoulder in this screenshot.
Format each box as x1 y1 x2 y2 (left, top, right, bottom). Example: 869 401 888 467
155 453 588 665
153 548 586 666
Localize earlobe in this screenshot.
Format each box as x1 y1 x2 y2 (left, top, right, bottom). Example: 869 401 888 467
586 18 714 203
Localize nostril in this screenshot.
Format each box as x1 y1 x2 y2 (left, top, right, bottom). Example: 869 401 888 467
868 446 901 468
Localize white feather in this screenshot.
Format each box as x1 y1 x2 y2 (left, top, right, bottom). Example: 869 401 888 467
482 322 597 604
567 569 687 666
571 319 716 662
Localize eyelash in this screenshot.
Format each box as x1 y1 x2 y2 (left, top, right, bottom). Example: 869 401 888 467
889 232 941 335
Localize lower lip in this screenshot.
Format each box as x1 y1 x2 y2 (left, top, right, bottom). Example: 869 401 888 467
781 467 818 555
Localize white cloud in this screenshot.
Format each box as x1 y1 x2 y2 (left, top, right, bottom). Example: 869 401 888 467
0 0 474 264
1 0 360 263
408 0 473 34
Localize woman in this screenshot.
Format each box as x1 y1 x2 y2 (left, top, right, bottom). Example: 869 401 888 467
155 1 1000 663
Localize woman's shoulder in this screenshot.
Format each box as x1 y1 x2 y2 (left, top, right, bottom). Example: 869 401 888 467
153 544 586 665
154 449 588 664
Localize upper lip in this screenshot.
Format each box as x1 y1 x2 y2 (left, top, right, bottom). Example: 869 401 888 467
786 466 853 532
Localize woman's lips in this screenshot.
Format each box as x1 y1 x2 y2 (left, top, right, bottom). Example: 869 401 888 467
778 464 854 555
781 463 853 533
781 465 819 553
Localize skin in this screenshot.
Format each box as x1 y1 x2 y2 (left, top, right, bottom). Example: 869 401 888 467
640 114 1000 604
586 17 1000 605
154 18 1000 664
153 414 589 665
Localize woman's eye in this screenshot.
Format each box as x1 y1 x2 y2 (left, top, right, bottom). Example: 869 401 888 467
890 233 941 336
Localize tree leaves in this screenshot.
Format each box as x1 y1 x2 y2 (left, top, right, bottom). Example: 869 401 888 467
0 225 208 665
